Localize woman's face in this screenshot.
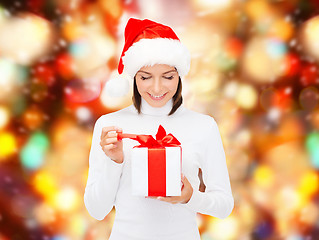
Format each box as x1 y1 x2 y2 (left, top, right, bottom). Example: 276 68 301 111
135 64 179 108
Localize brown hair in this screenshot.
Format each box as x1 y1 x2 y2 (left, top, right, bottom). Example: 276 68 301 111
132 76 183 116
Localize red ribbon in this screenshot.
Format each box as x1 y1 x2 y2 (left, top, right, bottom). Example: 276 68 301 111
118 125 181 196
117 125 181 148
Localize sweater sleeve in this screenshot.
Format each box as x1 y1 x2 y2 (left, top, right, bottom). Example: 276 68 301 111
84 117 124 220
184 117 234 219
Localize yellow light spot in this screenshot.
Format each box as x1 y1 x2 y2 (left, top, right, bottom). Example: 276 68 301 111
83 168 89 186
208 216 239 239
194 0 233 12
253 165 274 187
303 16 319 61
70 214 86 236
0 131 17 159
32 171 58 199
53 187 80 212
298 171 319 198
235 84 258 109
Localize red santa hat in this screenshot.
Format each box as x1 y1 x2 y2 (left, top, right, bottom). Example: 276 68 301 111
105 18 191 97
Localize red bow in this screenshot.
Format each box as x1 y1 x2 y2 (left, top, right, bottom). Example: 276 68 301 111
117 125 181 147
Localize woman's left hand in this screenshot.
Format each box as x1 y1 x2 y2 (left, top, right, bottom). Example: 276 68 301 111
147 174 193 204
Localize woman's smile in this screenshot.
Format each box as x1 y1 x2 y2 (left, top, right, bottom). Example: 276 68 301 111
148 92 168 101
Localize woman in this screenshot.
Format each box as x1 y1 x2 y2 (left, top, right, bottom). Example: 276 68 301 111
84 18 234 240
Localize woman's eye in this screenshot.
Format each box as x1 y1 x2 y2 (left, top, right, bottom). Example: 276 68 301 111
141 76 150 80
164 76 174 80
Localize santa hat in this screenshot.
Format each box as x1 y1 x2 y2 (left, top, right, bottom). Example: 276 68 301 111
105 18 191 97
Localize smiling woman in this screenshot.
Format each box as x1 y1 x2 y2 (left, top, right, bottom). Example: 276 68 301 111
134 64 182 113
84 17 234 240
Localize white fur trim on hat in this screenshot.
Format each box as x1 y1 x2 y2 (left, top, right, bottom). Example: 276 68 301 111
121 38 191 78
105 71 131 97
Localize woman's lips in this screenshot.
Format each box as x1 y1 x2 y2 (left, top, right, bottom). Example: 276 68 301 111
148 92 167 101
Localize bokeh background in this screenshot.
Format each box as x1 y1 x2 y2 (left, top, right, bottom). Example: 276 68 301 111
0 0 319 239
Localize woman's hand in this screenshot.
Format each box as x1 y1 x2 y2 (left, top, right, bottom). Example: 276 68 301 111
100 126 124 164
147 174 193 204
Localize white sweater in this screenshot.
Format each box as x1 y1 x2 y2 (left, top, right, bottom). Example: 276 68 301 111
84 98 234 240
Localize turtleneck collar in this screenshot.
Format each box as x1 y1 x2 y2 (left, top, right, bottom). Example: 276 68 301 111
140 97 174 116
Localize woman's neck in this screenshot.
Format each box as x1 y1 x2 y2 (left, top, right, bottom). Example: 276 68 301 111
140 97 173 116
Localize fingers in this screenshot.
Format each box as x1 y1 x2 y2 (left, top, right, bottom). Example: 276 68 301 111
100 127 123 153
145 196 180 204
181 174 191 184
100 137 117 148
101 126 116 140
104 133 118 143
100 127 122 144
102 143 117 151
181 175 187 184
157 196 179 204
145 196 157 199
101 126 122 140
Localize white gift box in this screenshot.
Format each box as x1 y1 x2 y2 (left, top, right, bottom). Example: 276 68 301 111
131 146 182 197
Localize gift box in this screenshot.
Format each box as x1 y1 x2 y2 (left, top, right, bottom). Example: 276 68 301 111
118 125 182 197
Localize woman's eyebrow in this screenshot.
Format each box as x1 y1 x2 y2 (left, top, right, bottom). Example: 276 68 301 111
163 70 177 74
136 70 151 74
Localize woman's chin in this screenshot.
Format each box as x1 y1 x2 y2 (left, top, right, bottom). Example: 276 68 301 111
146 98 168 108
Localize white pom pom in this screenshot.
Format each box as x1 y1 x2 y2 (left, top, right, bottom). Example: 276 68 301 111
105 71 131 97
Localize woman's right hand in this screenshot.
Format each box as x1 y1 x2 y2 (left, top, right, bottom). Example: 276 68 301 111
100 126 124 164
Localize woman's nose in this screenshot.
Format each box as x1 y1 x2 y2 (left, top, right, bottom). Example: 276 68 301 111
152 79 162 93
